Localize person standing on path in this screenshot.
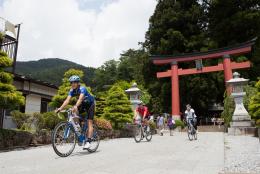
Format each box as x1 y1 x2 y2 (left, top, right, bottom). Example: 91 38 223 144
158 115 164 136
167 116 175 136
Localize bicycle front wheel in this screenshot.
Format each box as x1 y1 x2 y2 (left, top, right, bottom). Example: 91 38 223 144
187 127 193 141
134 125 142 143
52 121 76 157
87 124 100 153
145 126 152 142
193 131 197 140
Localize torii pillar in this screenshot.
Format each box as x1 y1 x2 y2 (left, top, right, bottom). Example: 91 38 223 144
171 61 180 119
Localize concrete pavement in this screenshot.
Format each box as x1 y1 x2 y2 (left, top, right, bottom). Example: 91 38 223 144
0 132 224 174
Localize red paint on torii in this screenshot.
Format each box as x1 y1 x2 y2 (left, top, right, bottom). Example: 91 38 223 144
150 39 255 119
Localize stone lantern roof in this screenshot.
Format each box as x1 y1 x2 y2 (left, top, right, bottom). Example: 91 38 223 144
226 72 249 85
125 82 141 93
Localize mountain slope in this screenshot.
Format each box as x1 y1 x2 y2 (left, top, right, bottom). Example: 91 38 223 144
15 58 96 87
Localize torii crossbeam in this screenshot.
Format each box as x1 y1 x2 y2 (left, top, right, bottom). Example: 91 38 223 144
150 39 255 119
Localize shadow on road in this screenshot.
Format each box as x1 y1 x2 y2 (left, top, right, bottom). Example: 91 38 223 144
54 150 101 159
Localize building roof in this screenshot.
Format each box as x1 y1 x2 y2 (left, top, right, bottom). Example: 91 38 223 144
13 73 58 89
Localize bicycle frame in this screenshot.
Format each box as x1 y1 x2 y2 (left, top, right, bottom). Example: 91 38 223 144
187 119 196 135
63 109 89 141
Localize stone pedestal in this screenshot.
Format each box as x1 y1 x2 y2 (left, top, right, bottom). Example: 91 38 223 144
228 92 255 135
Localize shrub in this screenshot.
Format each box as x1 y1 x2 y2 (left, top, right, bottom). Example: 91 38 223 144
41 112 64 130
149 121 156 130
175 120 185 129
102 85 133 129
249 80 260 121
11 110 31 130
256 119 260 127
95 118 112 130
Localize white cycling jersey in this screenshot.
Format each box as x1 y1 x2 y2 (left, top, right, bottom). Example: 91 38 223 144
185 109 197 120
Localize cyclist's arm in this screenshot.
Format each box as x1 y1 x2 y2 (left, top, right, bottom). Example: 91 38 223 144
143 108 148 118
134 109 138 119
59 96 72 110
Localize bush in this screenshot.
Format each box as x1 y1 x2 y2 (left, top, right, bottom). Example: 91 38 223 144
256 119 260 127
11 110 31 130
41 112 64 130
149 121 156 130
35 112 65 131
249 80 260 121
175 120 185 129
95 118 112 130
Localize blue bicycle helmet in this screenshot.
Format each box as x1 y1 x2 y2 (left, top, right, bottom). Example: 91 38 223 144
69 75 80 82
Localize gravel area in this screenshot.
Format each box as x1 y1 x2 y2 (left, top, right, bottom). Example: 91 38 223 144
224 135 260 174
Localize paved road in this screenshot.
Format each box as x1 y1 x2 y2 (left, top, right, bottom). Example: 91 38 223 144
0 132 224 174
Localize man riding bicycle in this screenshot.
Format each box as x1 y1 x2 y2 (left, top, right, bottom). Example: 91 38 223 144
134 102 150 125
185 104 197 132
55 75 95 150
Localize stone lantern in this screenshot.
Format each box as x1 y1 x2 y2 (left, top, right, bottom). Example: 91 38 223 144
125 82 142 111
227 72 255 135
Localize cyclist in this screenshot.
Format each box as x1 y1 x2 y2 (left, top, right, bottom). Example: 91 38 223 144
184 104 197 132
134 102 150 129
55 75 95 150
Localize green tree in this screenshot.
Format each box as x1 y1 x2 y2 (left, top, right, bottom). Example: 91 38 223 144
50 68 91 108
207 0 260 47
145 0 207 54
117 49 149 85
93 60 118 91
249 79 260 122
95 92 107 117
102 85 133 129
0 51 24 109
207 0 260 80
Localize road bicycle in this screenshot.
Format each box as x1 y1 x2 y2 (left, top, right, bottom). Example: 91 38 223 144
187 118 197 141
52 108 100 157
134 119 152 143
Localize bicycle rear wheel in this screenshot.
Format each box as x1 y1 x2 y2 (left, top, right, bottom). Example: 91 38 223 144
134 125 142 143
87 124 100 153
52 121 76 157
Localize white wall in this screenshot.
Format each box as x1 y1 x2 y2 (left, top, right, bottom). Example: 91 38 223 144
25 94 41 113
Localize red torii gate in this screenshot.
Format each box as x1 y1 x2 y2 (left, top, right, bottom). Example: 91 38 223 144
150 39 255 119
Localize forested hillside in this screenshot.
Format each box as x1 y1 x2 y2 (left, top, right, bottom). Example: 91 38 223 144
15 58 96 87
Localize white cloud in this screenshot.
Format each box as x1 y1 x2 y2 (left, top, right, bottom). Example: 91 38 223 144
0 0 156 67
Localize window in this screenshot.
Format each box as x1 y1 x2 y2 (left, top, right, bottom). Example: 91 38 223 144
41 98 51 113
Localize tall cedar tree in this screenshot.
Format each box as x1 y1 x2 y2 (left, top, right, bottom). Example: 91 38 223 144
207 0 260 81
144 0 219 115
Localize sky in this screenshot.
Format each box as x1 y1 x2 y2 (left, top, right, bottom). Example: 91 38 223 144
0 0 157 67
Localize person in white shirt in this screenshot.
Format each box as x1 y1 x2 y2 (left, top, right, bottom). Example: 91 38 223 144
185 104 197 131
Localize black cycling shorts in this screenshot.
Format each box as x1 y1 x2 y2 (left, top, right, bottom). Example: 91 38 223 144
79 102 95 120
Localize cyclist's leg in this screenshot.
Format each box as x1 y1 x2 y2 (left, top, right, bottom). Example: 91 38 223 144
193 118 197 130
86 103 95 140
